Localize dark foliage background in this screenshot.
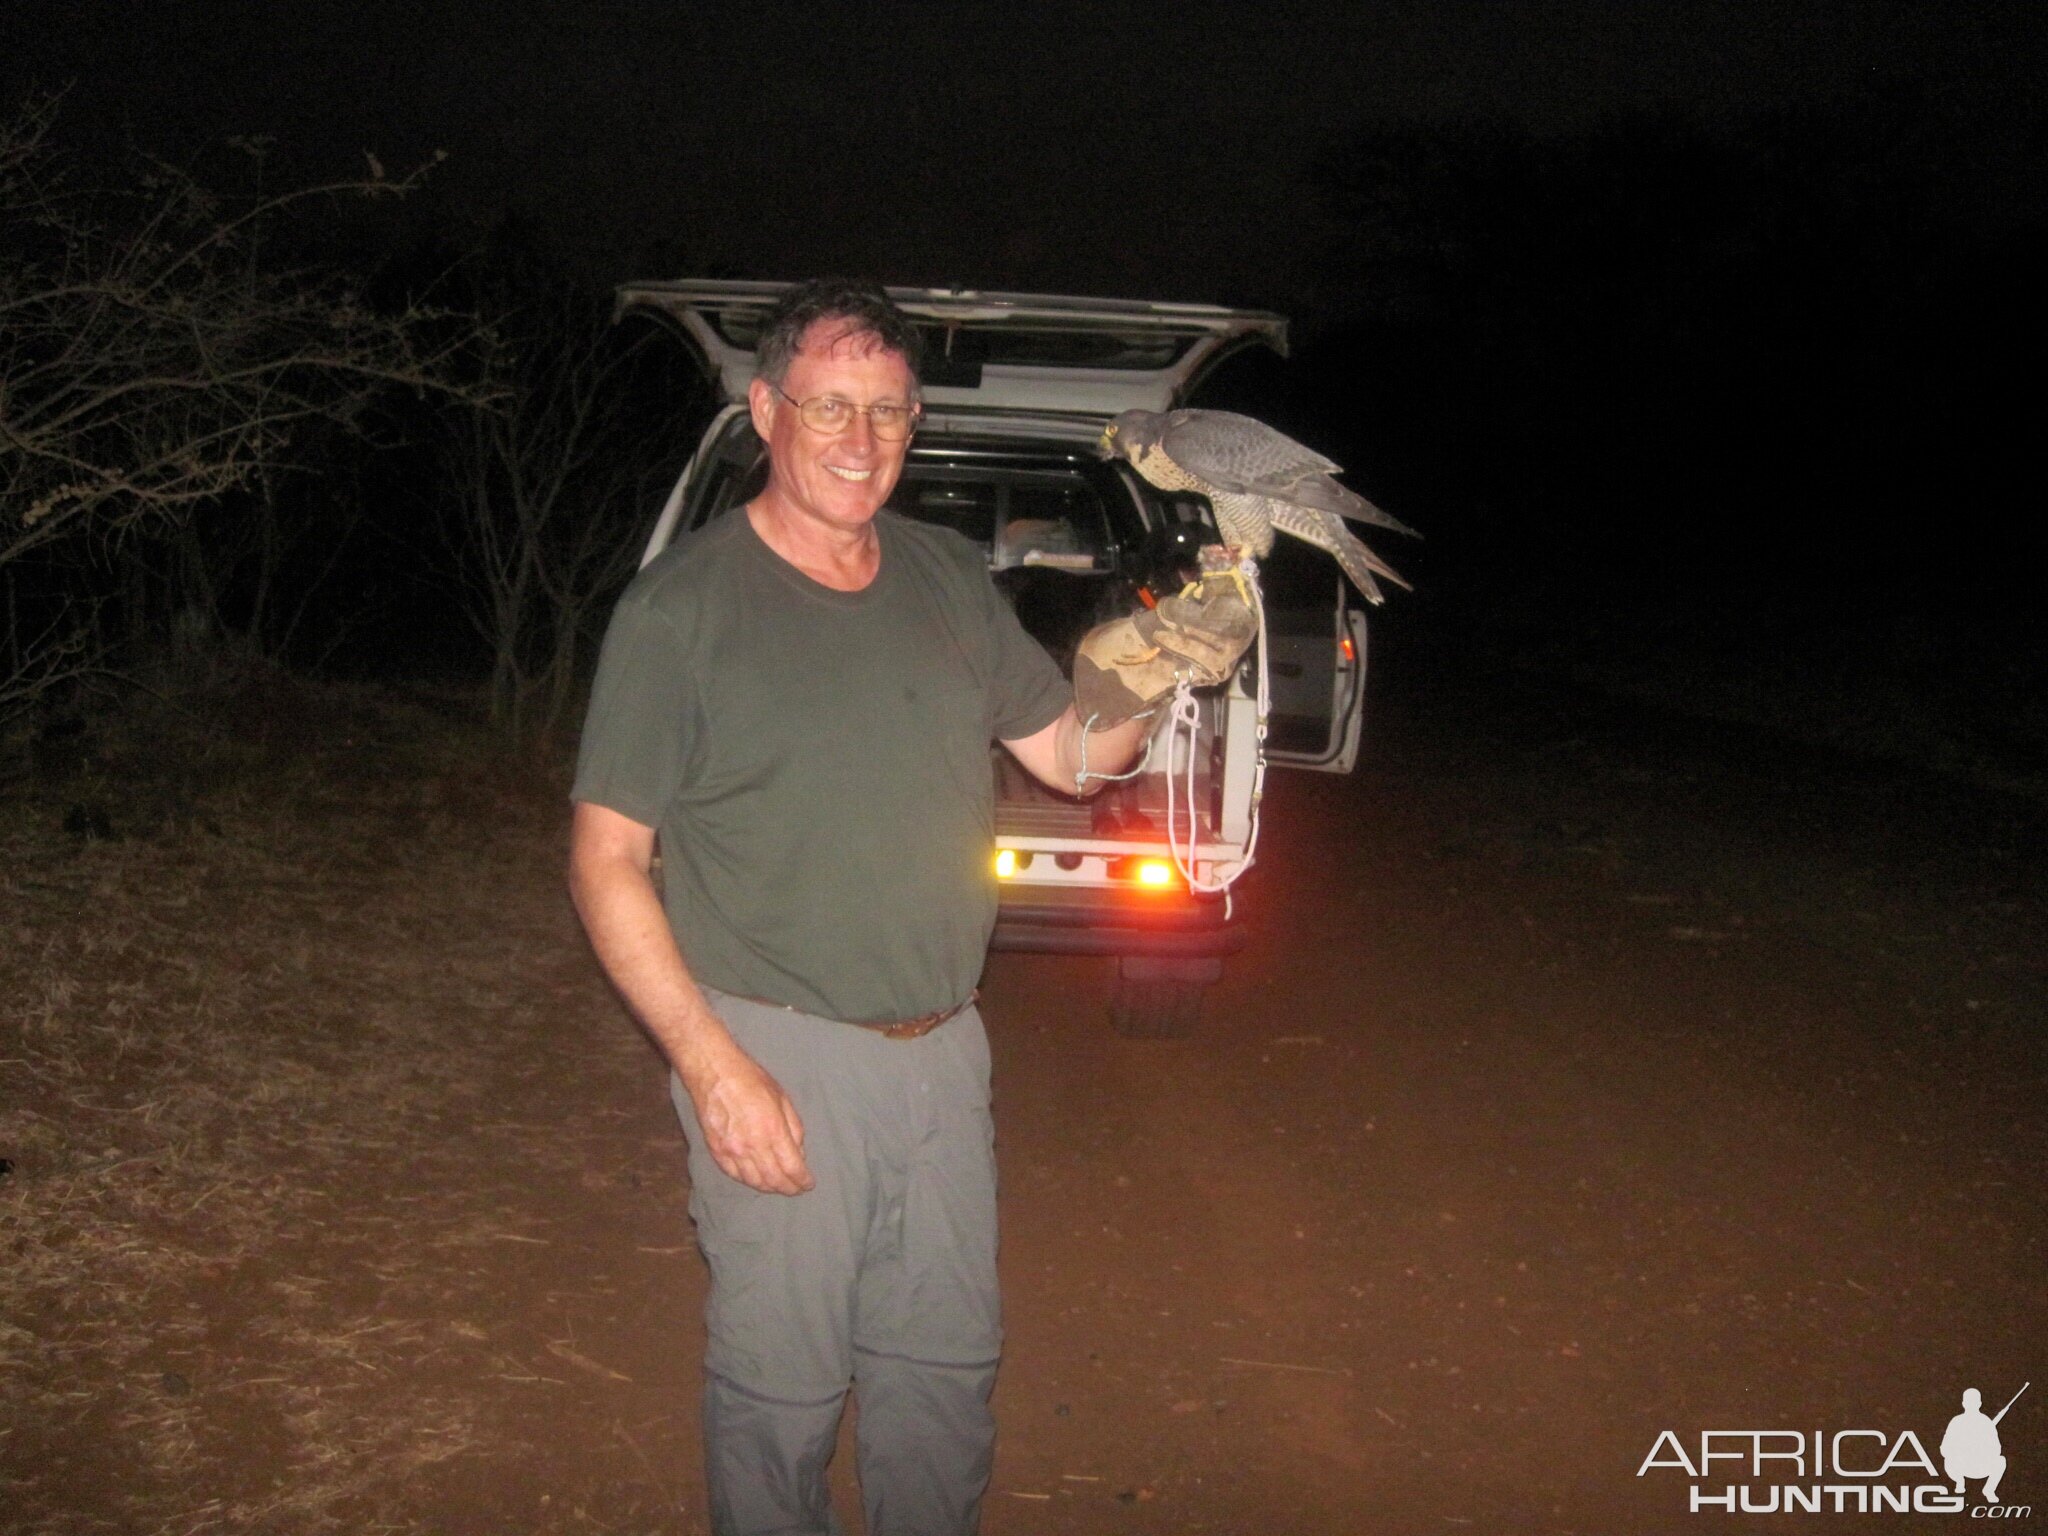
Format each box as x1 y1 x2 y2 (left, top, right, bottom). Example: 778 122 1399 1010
2 2 2041 780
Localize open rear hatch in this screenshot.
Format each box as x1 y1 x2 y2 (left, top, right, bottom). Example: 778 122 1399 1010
614 280 1287 418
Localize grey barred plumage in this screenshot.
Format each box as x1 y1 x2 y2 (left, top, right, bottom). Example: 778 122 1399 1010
1097 409 1416 604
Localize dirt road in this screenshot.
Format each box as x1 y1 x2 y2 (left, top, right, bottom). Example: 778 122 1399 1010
5 672 2041 1532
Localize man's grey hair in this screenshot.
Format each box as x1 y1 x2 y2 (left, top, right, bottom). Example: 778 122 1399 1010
753 278 923 391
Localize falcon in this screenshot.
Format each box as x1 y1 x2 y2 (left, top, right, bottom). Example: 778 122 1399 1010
1098 409 1416 604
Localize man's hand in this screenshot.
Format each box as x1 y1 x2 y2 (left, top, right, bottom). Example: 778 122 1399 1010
686 1044 815 1196
568 802 816 1198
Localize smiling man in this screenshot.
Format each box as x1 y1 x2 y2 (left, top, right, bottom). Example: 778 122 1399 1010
568 279 1148 1535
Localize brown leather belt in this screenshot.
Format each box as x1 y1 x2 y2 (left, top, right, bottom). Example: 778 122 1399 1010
727 989 978 1040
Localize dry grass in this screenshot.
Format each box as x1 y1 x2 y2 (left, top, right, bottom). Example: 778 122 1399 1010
0 674 665 1533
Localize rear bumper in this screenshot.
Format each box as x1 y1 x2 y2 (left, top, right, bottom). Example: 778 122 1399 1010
989 885 1246 959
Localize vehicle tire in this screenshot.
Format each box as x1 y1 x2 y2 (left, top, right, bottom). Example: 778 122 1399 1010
1110 978 1204 1039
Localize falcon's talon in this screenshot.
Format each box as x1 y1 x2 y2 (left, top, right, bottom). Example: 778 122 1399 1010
1181 558 1256 611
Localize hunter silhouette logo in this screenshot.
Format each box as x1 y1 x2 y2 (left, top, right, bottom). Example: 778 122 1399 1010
1638 1382 2031 1516
1944 1384 2026 1506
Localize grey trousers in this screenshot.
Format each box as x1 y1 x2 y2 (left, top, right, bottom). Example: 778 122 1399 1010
671 991 1002 1536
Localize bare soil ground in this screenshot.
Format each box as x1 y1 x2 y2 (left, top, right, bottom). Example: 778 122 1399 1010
4 666 2042 1533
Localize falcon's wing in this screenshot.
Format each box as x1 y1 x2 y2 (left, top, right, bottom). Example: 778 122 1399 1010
1271 472 1418 536
1160 411 1341 492
1163 411 1416 537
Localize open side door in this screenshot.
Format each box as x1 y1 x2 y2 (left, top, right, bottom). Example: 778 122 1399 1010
614 280 1287 417
1262 577 1369 774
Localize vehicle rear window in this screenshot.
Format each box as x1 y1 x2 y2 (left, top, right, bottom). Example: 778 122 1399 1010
891 467 1111 575
686 418 1117 583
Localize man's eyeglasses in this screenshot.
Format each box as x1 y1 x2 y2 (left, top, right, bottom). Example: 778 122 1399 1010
770 383 920 441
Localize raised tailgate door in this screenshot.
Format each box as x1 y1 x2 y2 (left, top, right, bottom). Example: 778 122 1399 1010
614 280 1286 416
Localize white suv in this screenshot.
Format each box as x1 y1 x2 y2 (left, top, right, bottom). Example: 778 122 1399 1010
614 282 1371 1036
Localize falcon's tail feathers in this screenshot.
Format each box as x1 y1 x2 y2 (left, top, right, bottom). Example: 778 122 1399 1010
1268 503 1412 605
1332 529 1411 607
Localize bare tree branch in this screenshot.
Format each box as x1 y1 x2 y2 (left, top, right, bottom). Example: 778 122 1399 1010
0 94 486 574
0 93 494 709
435 274 689 745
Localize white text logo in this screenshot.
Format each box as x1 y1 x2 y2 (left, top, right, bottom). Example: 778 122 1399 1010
1639 1384 2029 1517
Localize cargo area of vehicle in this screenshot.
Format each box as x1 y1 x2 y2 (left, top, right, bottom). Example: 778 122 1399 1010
990 715 1227 846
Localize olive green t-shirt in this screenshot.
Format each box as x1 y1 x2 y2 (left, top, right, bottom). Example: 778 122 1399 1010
572 508 1069 1024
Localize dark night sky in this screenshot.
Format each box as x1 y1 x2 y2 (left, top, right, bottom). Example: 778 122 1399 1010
9 1 2041 303
4 2 2042 733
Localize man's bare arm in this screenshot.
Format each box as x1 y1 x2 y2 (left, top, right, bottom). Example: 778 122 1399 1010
567 802 813 1196
1002 703 1149 798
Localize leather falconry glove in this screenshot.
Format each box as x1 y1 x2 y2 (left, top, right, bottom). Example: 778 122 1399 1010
1072 569 1258 730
